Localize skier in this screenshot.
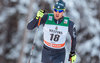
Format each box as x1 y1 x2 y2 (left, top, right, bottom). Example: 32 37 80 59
27 0 77 63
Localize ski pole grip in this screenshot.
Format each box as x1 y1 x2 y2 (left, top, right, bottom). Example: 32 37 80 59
38 9 45 26
40 9 45 13
38 17 41 26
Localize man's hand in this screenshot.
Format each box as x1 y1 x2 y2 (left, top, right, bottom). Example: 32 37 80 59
69 52 76 63
36 9 45 19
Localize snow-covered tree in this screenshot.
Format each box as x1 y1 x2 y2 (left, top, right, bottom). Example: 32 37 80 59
0 0 99 63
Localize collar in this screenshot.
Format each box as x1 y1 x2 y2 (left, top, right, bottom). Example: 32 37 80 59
54 16 64 24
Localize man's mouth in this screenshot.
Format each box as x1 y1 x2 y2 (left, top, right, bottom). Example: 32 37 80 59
56 15 59 17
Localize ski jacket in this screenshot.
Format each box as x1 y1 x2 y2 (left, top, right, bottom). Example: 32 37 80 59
27 13 76 53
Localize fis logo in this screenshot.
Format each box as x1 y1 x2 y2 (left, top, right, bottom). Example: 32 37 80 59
55 26 58 30
64 19 68 24
49 16 52 21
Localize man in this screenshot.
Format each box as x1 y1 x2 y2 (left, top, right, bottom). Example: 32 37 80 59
27 0 77 63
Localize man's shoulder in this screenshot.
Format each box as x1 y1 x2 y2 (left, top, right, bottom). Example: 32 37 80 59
63 16 74 25
64 16 70 19
69 20 74 25
68 19 75 27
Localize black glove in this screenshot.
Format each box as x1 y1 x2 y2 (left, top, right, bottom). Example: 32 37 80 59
68 52 76 63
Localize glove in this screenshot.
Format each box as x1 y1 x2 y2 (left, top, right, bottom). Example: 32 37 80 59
36 9 45 19
68 52 76 63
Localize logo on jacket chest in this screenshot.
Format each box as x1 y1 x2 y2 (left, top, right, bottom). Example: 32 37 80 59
49 16 52 21
64 19 68 24
55 26 58 30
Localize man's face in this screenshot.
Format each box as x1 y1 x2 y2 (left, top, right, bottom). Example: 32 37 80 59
54 9 64 20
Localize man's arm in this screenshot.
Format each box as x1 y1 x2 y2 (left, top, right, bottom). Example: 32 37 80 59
68 20 77 63
68 20 77 53
27 14 48 30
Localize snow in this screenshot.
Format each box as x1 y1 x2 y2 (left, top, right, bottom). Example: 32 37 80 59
18 19 26 31
44 0 54 10
33 25 44 47
6 7 17 15
0 11 7 23
6 44 21 59
0 46 3 55
0 0 100 63
10 0 17 2
0 7 16 23
16 4 28 14
24 44 32 53
32 2 39 13
19 0 30 5
78 34 100 58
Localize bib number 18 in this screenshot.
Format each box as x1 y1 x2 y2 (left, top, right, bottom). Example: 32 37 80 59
50 34 60 41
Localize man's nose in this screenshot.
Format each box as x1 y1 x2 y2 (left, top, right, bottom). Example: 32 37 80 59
57 11 59 13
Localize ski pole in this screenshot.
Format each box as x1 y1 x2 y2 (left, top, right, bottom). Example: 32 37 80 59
70 58 72 63
68 57 72 63
27 10 45 63
28 45 34 63
27 17 42 63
